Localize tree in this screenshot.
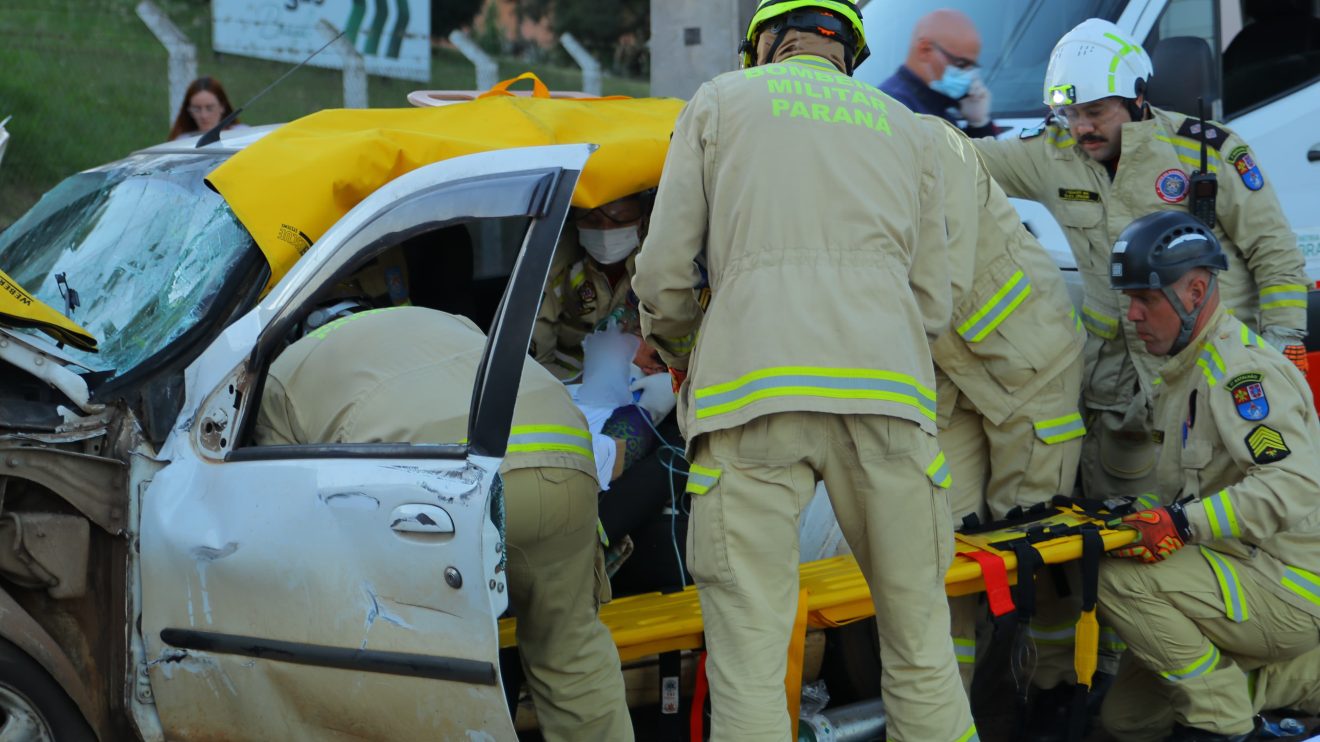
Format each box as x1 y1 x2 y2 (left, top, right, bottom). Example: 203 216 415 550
432 0 485 38
515 0 650 75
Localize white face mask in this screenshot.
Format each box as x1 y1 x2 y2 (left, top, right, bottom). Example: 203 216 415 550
579 226 639 265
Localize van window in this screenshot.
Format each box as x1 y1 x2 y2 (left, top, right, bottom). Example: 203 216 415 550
1144 0 1320 119
1221 0 1320 116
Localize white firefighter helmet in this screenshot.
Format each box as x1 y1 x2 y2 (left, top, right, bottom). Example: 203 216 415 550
1043 19 1153 109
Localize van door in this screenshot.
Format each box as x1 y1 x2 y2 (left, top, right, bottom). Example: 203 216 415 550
137 145 587 740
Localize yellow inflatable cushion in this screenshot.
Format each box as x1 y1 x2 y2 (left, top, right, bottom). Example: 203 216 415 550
206 74 684 291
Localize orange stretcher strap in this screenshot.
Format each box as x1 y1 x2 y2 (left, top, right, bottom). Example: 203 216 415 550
963 550 1016 617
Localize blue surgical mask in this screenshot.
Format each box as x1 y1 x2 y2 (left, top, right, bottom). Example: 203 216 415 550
930 65 976 100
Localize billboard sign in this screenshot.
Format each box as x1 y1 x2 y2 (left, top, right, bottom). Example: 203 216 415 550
213 0 431 82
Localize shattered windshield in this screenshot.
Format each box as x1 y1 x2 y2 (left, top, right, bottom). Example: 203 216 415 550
0 153 255 376
855 0 1128 119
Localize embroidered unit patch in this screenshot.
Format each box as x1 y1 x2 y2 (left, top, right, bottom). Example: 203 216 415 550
1156 169 1189 203
1227 372 1269 421
1230 146 1264 191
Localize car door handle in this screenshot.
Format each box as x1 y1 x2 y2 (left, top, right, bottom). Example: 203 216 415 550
389 504 455 534
1309 145 1320 163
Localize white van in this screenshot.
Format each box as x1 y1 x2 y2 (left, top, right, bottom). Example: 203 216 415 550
855 0 1320 279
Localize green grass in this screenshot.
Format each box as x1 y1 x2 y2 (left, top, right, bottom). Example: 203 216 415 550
0 0 649 228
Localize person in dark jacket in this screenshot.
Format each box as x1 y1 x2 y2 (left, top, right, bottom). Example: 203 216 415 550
879 9 996 137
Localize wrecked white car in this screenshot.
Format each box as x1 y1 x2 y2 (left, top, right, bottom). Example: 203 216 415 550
0 129 589 740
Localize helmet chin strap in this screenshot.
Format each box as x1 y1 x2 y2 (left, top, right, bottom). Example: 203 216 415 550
1160 273 1217 355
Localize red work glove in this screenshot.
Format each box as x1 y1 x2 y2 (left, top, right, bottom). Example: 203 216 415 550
1108 504 1192 564
1284 345 1310 376
669 367 688 394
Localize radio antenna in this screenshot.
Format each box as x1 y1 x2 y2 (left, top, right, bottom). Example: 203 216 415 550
197 29 346 148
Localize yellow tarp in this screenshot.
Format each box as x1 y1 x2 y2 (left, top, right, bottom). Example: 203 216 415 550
0 268 98 352
206 74 684 290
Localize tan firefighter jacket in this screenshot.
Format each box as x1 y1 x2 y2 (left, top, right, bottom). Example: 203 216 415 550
633 54 951 441
255 306 597 480
531 232 638 380
922 115 1086 431
974 106 1307 411
1150 305 1320 621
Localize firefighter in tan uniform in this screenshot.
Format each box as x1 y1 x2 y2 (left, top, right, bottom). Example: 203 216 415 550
254 306 633 742
972 19 1309 501
532 193 649 380
921 115 1091 699
1094 212 1320 742
633 3 976 740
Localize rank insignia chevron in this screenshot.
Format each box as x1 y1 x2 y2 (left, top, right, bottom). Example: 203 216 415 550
1245 425 1290 464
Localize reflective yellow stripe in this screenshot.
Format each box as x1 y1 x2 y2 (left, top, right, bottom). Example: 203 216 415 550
1082 306 1119 339
1260 284 1308 311
1159 644 1220 681
1048 127 1075 149
694 366 937 421
1202 490 1241 540
955 724 980 742
1239 324 1270 349
1034 412 1086 444
926 451 952 489
656 332 696 357
597 520 609 547
1028 619 1077 646
1103 32 1141 94
1197 343 1226 386
1134 492 1161 510
686 463 722 495
1199 547 1248 622
1282 565 1320 607
1154 134 1222 173
787 56 838 72
953 637 976 664
957 271 1033 342
507 424 594 460
1069 307 1083 334
570 263 586 289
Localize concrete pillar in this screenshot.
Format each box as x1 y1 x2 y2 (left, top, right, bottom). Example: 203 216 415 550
135 0 198 124
449 30 499 93
317 20 368 108
649 0 757 99
560 33 602 96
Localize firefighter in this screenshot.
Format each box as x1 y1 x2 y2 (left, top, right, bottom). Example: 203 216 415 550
972 19 1309 501
532 192 653 381
254 306 633 742
1096 211 1320 741
920 115 1093 705
633 2 976 739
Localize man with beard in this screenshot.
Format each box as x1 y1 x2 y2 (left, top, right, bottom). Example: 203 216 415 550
972 19 1308 501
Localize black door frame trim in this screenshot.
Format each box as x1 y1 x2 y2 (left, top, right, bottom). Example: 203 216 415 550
159 628 498 686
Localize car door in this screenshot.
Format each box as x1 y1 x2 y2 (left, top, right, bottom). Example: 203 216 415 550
137 144 588 741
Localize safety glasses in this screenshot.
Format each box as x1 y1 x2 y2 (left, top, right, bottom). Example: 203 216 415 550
930 40 978 71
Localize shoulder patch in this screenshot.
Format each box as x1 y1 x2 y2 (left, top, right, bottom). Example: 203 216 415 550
1176 118 1226 151
1245 424 1289 464
1227 372 1269 421
1229 145 1265 191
